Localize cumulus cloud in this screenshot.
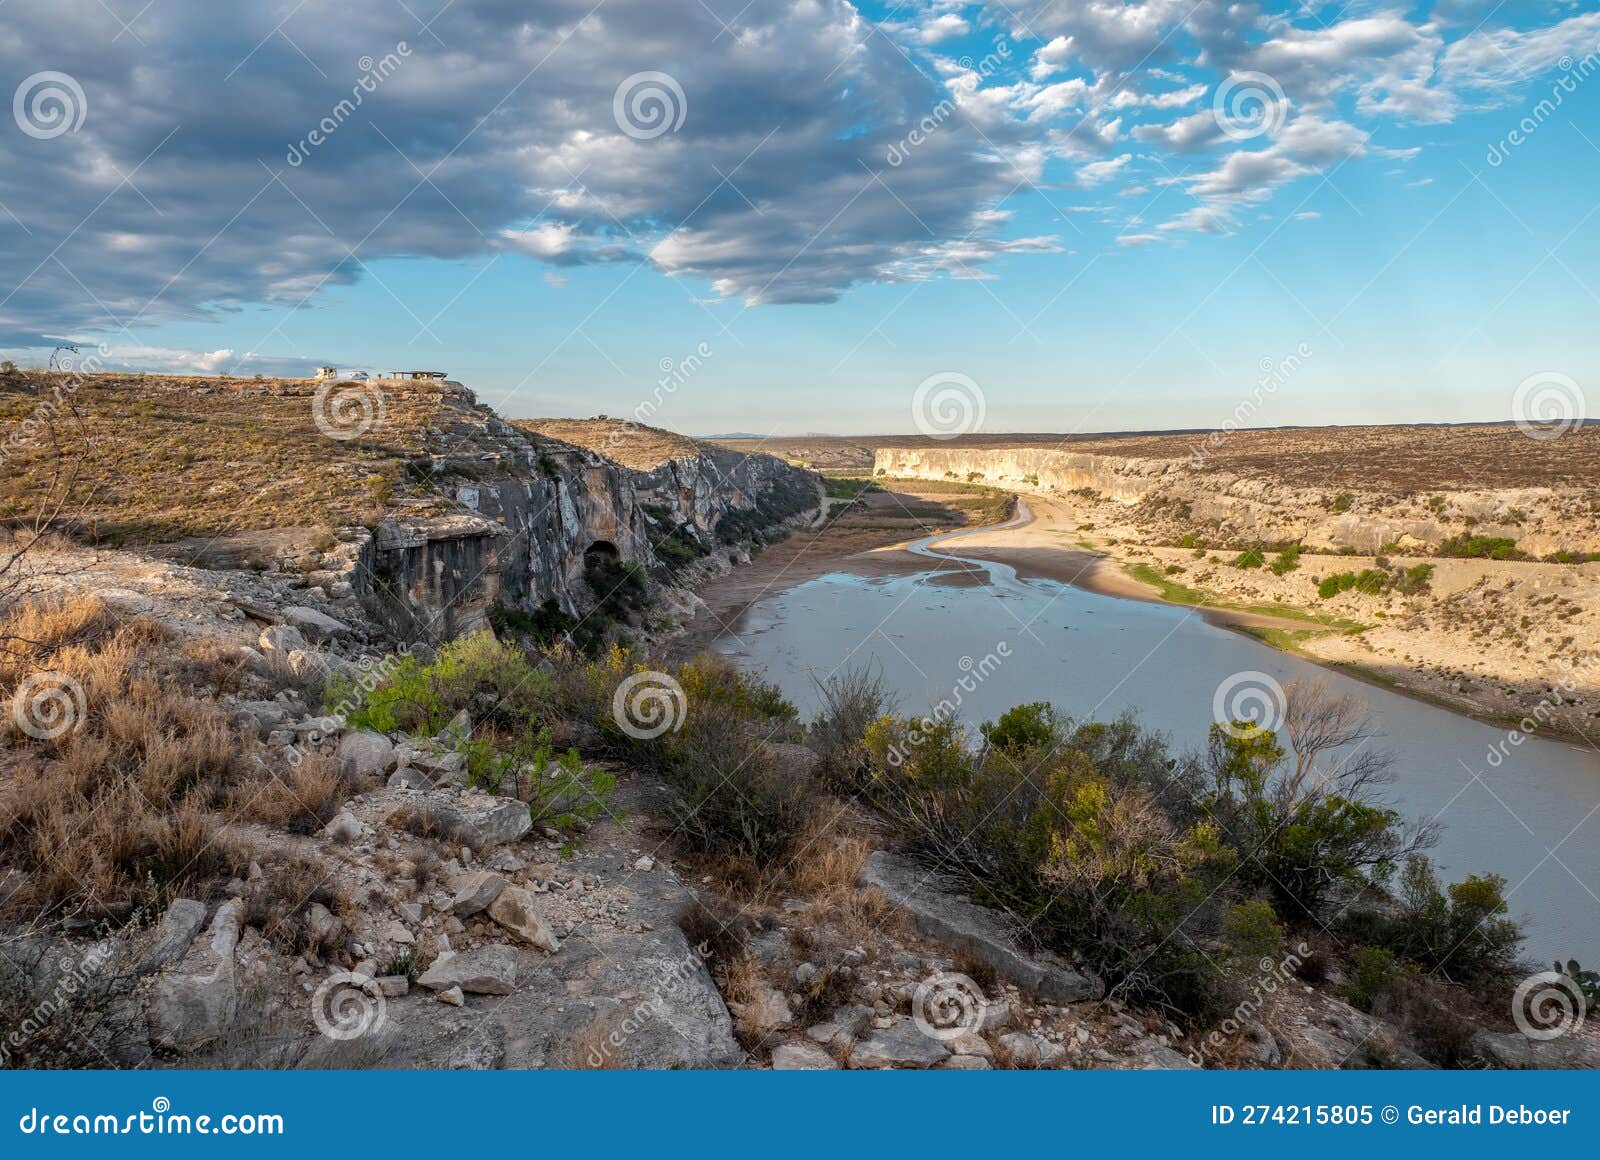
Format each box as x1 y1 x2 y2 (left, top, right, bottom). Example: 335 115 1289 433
0 0 1051 340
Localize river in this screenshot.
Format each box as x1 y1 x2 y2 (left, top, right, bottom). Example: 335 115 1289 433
712 503 1600 963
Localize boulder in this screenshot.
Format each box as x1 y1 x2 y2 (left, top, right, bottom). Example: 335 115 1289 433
282 605 354 643
337 730 396 780
387 767 431 791
387 794 530 849
142 898 208 973
771 1040 839 1070
730 987 793 1033
996 1031 1040 1069
258 624 308 654
449 870 508 917
938 1054 992 1069
323 812 365 843
487 887 561 952
417 945 519 995
147 900 242 1050
806 1004 872 1047
848 1018 951 1069
1470 1029 1600 1069
857 851 1097 1003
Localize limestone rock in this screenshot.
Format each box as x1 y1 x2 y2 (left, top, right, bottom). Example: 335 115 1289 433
858 850 1097 1003
142 898 208 973
258 624 308 654
439 985 465 1007
282 605 354 642
449 870 507 918
487 887 561 952
148 900 242 1050
848 1019 951 1069
387 794 530 848
771 1040 839 1070
337 730 396 780
416 945 520 995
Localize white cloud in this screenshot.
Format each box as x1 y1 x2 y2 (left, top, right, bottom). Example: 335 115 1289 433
1077 153 1132 186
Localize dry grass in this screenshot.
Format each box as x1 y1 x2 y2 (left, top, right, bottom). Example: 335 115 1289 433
0 373 447 544
241 851 348 956
564 1015 626 1069
232 756 346 835
789 816 900 945
0 594 248 921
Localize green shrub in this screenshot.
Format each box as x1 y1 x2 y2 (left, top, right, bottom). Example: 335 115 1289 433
1317 569 1388 599
864 708 1240 1020
1231 548 1265 569
1437 534 1526 561
808 665 896 793
1201 680 1435 921
1268 545 1302 575
1328 491 1354 513
331 631 553 736
1339 855 1521 986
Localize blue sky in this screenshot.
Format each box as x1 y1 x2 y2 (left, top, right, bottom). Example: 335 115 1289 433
2 1 1597 436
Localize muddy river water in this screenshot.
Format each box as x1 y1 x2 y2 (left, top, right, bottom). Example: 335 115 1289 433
713 505 1600 963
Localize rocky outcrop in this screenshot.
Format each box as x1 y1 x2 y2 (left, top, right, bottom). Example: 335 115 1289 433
349 403 817 640
857 850 1098 1002
876 447 1180 505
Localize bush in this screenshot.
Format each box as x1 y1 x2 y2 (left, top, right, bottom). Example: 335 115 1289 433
808 665 896 793
1317 568 1389 599
1269 545 1302 575
1339 855 1521 986
331 630 551 735
864 708 1240 1020
1231 548 1265 569
1437 534 1526 560
1202 679 1436 921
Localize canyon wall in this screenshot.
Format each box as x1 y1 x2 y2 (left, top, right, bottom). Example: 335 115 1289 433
875 445 1596 556
356 394 816 638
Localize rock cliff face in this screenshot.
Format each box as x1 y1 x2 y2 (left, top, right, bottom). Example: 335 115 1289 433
875 445 1595 555
354 398 816 639
875 447 1179 505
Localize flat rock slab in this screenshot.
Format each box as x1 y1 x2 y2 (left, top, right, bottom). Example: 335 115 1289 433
849 1018 951 1069
417 945 519 995
857 850 1098 1003
772 1040 839 1070
386 792 531 848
